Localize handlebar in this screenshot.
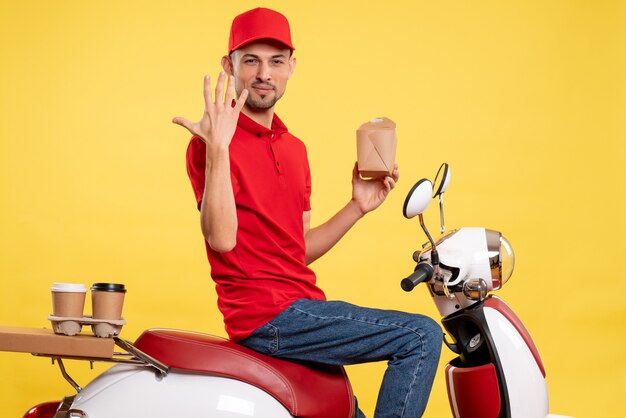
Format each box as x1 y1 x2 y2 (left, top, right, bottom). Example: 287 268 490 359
401 262 434 292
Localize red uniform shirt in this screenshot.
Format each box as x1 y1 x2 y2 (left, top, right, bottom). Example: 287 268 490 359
186 112 326 341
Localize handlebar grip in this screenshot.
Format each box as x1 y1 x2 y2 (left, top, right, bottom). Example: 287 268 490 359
401 262 434 292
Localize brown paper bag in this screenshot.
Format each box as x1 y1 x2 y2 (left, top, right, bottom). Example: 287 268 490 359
356 117 397 178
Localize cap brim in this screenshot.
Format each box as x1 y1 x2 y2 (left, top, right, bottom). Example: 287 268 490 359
229 36 295 54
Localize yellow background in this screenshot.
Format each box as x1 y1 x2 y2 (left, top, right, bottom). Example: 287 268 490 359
1 0 624 416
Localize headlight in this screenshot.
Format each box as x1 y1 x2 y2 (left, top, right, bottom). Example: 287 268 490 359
486 230 515 290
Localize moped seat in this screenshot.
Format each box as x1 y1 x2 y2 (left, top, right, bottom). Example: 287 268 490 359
134 328 355 418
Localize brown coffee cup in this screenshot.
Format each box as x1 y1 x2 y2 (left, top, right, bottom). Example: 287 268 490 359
51 283 87 318
91 283 126 320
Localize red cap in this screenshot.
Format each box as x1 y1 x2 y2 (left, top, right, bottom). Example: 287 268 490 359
228 8 294 54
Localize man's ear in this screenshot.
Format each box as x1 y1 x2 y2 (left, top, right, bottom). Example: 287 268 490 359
288 56 296 80
221 55 234 76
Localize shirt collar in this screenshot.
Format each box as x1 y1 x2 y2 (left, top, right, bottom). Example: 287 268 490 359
237 111 289 138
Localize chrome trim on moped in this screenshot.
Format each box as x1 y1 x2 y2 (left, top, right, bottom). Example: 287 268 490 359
114 337 169 376
55 358 82 392
67 410 88 418
53 395 81 418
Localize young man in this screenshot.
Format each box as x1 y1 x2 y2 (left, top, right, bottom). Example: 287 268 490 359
173 8 442 418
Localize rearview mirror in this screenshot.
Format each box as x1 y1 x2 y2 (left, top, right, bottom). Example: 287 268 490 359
403 179 433 219
433 163 450 197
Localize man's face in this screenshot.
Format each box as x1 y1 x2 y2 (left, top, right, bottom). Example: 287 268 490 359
225 40 295 110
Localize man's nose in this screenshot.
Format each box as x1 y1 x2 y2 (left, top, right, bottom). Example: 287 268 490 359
256 61 271 81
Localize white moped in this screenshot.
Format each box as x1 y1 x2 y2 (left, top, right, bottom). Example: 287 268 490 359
401 163 571 418
23 164 570 418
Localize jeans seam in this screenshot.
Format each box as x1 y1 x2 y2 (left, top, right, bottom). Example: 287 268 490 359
266 323 279 353
289 305 428 339
399 333 424 417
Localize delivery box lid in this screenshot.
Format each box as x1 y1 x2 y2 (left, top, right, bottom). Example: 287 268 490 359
0 326 114 358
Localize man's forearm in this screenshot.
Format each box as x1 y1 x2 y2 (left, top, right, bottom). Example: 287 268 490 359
200 148 238 252
304 200 364 265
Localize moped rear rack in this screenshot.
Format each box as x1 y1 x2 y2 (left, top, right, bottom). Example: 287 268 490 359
32 337 169 393
31 337 169 418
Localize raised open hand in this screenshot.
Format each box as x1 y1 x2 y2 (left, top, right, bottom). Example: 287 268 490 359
172 72 249 151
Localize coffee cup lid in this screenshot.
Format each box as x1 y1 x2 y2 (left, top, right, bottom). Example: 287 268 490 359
51 283 87 293
91 283 126 293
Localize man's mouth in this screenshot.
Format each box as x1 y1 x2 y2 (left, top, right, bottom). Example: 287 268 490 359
252 83 276 95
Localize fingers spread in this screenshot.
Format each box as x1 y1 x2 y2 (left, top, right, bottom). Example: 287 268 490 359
172 117 197 135
171 116 188 127
233 89 249 113
225 75 236 106
215 71 226 109
203 75 214 113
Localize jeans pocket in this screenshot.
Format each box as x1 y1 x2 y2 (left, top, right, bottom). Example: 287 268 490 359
242 322 280 355
267 322 279 354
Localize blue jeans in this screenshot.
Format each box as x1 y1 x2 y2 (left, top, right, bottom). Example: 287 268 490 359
238 299 443 418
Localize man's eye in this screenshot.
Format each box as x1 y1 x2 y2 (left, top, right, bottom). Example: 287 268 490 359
272 60 284 65
244 59 257 64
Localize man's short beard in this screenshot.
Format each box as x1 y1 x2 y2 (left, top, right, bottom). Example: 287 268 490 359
246 95 279 109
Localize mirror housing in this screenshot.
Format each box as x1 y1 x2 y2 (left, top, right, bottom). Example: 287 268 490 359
433 163 450 197
403 179 433 219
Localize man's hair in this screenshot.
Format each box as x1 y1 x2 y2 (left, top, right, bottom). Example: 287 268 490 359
229 43 293 62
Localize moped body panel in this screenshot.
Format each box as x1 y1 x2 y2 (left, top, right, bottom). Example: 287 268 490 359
483 305 549 417
443 297 549 418
70 364 293 418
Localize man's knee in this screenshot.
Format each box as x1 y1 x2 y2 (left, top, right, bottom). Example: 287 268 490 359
427 317 443 353
410 315 443 354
